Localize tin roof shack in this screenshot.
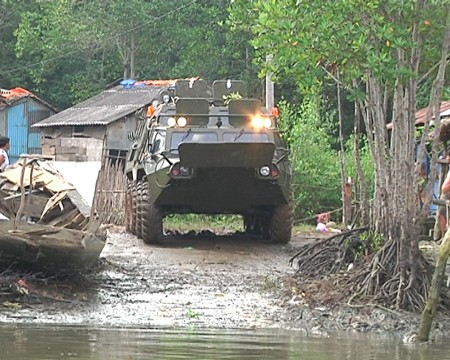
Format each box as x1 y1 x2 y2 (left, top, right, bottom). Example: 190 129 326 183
33 81 174 225
0 88 56 163
32 84 164 161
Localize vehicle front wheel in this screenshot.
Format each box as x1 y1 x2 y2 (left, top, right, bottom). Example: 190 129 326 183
135 181 143 238
125 180 134 234
129 181 138 235
140 180 163 244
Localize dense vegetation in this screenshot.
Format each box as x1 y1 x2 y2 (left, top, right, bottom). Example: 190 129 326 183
1 1 449 225
0 0 365 221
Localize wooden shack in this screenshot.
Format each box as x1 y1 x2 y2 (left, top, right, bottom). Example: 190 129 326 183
32 81 169 225
32 83 164 161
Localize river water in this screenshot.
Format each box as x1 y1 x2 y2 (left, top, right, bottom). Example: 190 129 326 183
1 326 450 360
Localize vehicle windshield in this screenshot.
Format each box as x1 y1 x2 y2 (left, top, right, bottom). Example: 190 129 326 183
170 131 218 149
223 132 270 142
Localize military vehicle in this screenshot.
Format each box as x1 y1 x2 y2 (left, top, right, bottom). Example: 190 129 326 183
124 79 293 244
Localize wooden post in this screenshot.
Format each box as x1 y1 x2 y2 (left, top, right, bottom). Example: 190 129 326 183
14 158 27 230
344 178 353 226
25 161 35 223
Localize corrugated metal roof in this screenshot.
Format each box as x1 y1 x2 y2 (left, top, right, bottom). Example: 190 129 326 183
0 87 56 112
33 86 163 128
414 100 450 125
386 100 450 130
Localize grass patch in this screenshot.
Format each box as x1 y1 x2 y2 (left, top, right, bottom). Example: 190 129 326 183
164 214 243 233
293 223 317 234
165 216 319 235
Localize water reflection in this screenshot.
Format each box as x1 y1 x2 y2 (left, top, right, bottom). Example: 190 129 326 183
0 325 449 360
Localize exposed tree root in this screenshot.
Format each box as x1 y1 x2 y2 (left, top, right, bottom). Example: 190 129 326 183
289 229 447 312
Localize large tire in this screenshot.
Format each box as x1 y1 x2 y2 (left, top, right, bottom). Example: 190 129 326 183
244 214 266 235
135 181 143 238
268 202 293 244
125 180 133 233
141 180 163 244
130 181 138 235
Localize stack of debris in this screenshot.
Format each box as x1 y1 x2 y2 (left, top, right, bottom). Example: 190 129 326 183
0 156 105 272
0 156 90 229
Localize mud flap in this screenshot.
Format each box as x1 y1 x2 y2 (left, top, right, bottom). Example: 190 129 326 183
178 142 276 168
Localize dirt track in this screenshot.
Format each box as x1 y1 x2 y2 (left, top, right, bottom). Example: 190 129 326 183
0 229 316 329
1 229 449 339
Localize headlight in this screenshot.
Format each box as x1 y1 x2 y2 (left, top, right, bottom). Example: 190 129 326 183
162 94 171 103
180 166 190 176
262 117 272 128
167 117 176 127
259 166 271 177
177 117 187 127
251 116 263 128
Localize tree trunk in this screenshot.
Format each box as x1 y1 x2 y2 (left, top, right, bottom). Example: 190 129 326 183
353 85 369 225
418 230 450 341
130 31 136 80
337 70 349 225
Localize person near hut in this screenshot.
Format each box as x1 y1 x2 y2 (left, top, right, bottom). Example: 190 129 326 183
0 136 10 172
437 155 450 238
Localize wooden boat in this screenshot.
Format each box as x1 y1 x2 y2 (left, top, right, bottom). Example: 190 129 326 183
0 220 106 272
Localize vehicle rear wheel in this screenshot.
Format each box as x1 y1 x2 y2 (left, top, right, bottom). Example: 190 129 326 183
268 202 293 244
244 214 265 235
141 180 163 244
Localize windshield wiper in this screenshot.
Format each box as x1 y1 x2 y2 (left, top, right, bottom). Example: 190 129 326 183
181 128 192 142
234 129 245 141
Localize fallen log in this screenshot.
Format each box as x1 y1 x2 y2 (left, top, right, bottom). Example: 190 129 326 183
0 220 106 273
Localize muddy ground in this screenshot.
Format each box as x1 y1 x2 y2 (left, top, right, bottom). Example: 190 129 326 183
1 228 449 340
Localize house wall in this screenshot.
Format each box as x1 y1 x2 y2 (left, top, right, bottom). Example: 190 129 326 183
106 115 136 151
41 125 105 161
4 99 54 163
40 115 137 162
0 109 6 135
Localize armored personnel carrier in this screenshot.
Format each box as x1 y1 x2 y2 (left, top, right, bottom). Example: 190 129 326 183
125 79 293 244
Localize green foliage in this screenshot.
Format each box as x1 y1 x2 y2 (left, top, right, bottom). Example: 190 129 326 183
223 91 242 105
278 97 341 219
358 231 384 253
229 0 449 92
1 0 260 108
